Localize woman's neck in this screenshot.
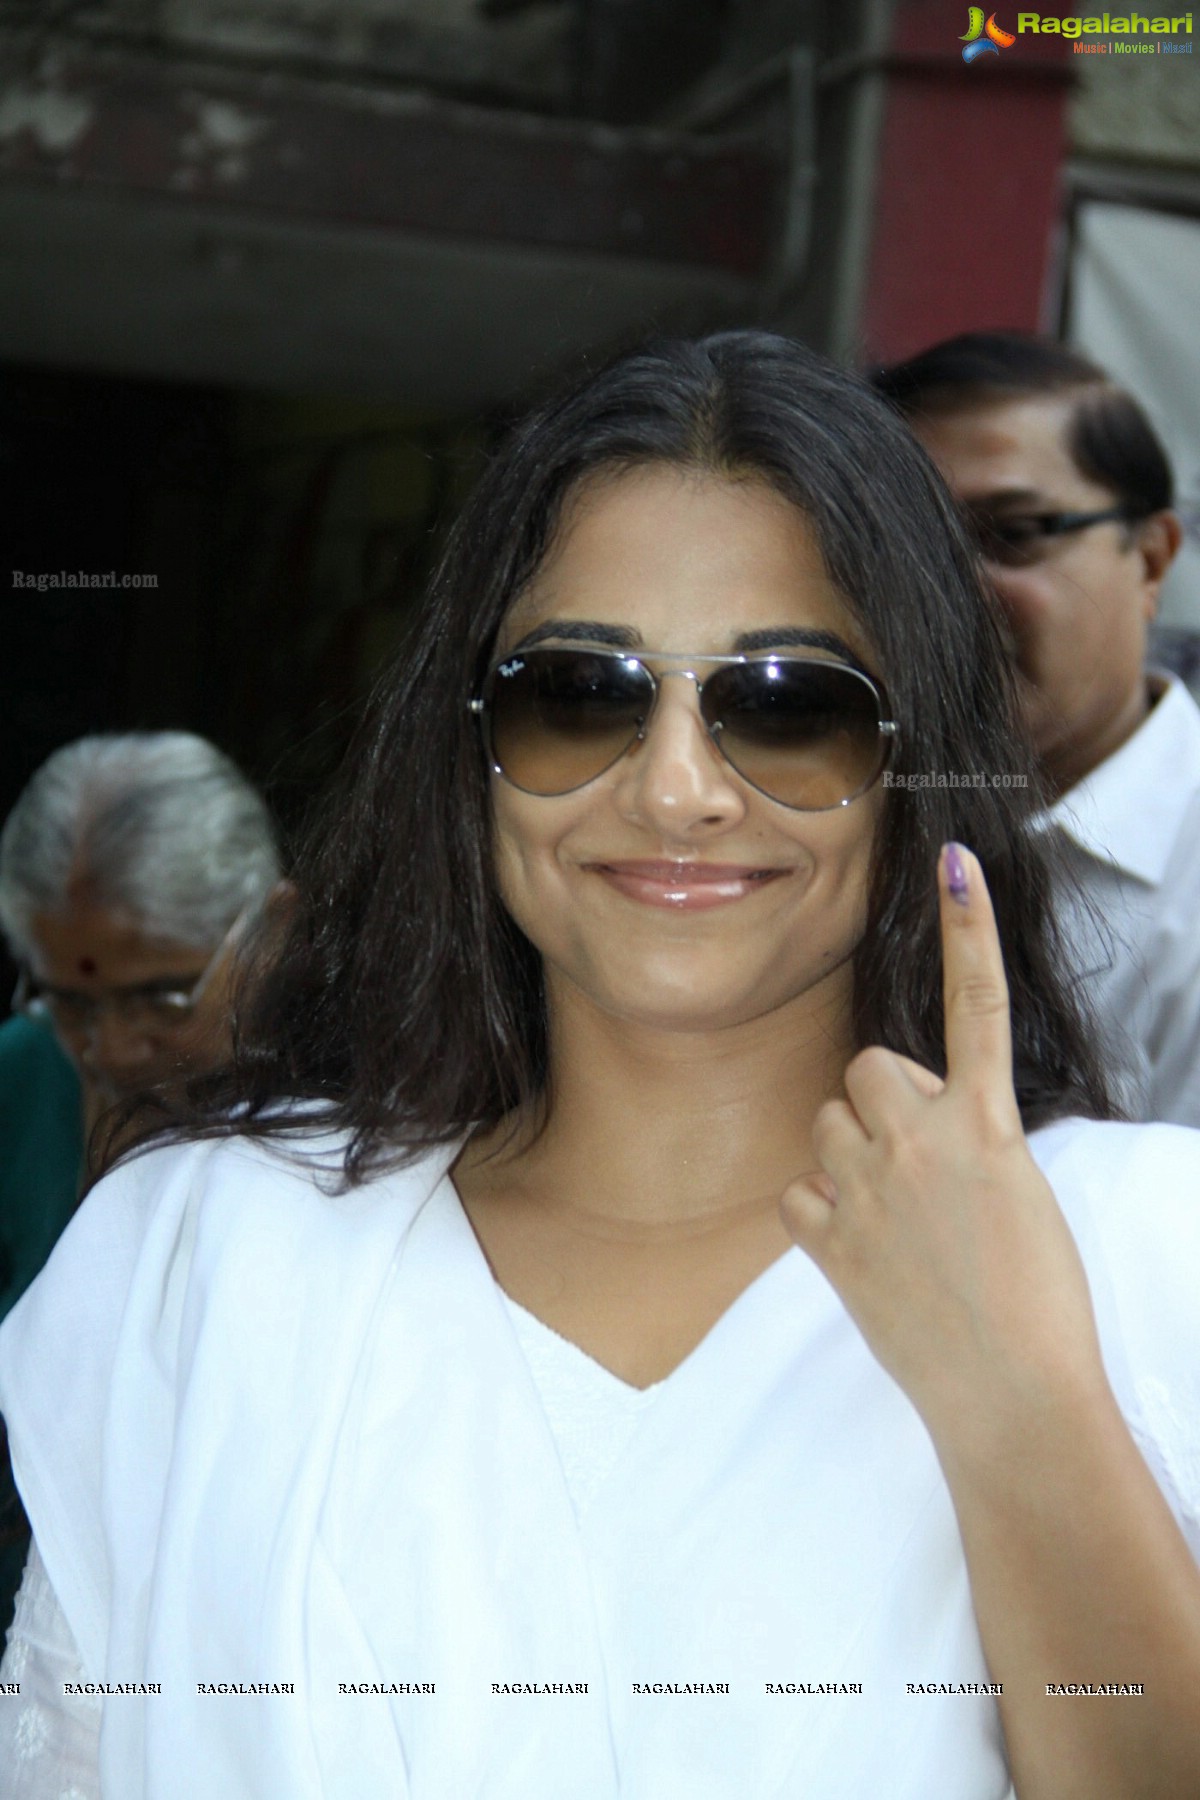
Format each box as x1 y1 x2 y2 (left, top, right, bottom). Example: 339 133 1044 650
465 976 853 1232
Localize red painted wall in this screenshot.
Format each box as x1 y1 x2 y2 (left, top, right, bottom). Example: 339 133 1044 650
860 0 1074 363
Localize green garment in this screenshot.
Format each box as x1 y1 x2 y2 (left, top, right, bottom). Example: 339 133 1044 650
0 1013 83 1321
0 1013 84 1640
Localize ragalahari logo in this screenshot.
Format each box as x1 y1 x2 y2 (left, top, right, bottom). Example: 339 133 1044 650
961 7 1017 57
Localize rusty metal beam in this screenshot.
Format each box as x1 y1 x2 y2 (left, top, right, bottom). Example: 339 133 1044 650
0 41 788 277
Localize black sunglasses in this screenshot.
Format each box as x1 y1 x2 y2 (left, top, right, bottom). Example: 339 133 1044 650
470 647 898 812
963 504 1138 568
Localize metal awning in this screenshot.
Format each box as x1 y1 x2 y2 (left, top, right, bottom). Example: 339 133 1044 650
0 40 811 406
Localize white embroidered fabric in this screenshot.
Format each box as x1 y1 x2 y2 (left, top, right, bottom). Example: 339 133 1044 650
501 1291 664 1518
0 1539 99 1799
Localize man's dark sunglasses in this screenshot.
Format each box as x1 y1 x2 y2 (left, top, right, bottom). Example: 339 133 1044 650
963 504 1141 569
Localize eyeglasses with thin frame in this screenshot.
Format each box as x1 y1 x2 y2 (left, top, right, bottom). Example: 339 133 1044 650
470 646 899 812
962 504 1140 569
12 906 252 1036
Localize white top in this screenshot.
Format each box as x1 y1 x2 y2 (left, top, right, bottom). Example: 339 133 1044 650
0 1119 1198 1799
1046 674 1200 1125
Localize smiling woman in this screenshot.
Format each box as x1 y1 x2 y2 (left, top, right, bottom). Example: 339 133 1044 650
1 334 1199 1800
203 331 1109 1156
481 471 887 1050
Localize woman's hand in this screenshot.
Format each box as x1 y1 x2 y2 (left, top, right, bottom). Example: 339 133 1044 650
781 841 1105 1444
784 843 1200 1799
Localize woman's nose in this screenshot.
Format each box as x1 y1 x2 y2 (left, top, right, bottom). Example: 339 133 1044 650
610 673 748 836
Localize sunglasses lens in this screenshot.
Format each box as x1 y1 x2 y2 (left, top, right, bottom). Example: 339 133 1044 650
966 514 1041 568
486 650 654 795
703 660 888 809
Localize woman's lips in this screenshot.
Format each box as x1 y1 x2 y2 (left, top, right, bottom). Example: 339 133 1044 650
584 860 789 910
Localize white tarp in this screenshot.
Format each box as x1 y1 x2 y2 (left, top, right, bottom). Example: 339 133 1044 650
1069 199 1200 633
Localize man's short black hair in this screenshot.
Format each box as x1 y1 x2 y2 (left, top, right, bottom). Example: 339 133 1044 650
871 331 1174 517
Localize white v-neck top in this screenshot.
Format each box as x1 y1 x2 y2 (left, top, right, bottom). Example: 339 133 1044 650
502 1294 664 1519
0 1117 1197 1799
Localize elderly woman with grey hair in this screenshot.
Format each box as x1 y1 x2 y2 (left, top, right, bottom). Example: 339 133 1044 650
0 730 283 1636
1 730 282 1142
0 728 283 1325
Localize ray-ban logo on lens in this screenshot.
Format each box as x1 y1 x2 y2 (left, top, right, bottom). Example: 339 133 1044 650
961 7 1017 56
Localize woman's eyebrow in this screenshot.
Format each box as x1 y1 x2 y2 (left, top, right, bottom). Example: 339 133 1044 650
510 619 642 651
510 622 866 663
732 626 866 667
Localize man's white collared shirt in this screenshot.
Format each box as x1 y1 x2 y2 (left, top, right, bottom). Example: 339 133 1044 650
1047 674 1200 1125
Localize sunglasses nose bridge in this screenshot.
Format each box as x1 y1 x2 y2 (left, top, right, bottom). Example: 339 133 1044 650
626 666 739 799
651 664 699 702
638 665 719 745
656 662 738 750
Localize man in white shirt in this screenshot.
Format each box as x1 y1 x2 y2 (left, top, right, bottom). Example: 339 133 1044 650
874 332 1200 1125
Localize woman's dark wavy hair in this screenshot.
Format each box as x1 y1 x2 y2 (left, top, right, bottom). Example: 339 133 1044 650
165 330 1114 1182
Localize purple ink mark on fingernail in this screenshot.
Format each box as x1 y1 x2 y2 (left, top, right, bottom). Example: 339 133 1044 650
945 842 970 906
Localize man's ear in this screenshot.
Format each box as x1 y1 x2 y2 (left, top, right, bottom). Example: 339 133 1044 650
1134 510 1184 620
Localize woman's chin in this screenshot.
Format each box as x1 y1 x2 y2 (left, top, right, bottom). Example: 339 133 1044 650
560 960 849 1042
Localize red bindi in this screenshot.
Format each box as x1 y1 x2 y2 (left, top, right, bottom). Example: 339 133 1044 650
78 956 98 975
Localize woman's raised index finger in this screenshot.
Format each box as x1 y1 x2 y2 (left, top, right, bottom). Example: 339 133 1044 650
939 842 1014 1090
